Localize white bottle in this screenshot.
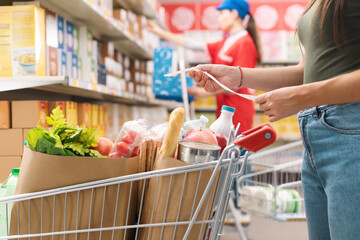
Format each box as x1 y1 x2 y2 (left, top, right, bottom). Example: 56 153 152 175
210 105 235 151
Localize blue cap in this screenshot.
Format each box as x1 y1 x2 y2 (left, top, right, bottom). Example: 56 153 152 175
217 0 250 19
222 105 235 113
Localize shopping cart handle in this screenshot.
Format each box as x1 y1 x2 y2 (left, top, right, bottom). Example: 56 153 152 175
233 123 276 152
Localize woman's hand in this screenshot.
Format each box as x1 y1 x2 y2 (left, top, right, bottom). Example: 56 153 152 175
255 86 306 122
189 64 241 92
187 87 212 98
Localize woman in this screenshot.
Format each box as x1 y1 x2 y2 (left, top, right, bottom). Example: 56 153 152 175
189 0 360 239
148 0 262 133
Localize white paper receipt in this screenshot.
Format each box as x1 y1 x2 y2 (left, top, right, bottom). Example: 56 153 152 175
165 68 256 102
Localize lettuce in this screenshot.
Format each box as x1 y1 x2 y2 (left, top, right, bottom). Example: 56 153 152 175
26 106 103 157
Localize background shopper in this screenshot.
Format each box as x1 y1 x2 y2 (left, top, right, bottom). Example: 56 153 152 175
189 0 360 239
148 0 262 133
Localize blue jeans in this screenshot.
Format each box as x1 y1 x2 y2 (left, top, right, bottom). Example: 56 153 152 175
298 102 360 240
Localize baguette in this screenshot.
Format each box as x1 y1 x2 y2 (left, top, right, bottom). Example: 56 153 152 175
159 107 185 157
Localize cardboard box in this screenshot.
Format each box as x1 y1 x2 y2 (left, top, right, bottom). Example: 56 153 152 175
0 5 46 77
0 101 10 128
78 103 92 129
66 20 74 53
66 101 78 126
45 9 58 48
0 129 23 156
0 156 22 182
78 57 83 81
46 46 58 76
71 53 79 79
58 49 67 76
101 42 114 60
12 101 48 128
73 25 80 55
98 105 105 137
57 15 65 50
79 26 94 82
66 53 78 79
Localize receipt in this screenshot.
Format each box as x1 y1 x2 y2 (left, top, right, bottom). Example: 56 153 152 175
165 68 256 102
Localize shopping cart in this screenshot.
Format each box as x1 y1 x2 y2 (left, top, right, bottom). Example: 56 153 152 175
232 140 305 240
0 124 276 240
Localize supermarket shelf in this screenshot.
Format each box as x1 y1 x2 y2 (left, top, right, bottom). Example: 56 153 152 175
0 76 182 109
31 0 152 60
114 37 152 60
114 0 167 30
0 76 69 92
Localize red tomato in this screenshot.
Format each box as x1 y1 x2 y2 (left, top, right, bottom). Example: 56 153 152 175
121 134 134 144
116 142 130 155
128 130 137 139
131 146 139 157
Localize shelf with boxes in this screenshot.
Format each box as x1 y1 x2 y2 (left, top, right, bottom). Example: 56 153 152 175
0 2 180 109
0 76 183 110
18 0 156 60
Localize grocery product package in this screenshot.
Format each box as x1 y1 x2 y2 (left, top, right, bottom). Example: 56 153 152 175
138 153 220 240
9 147 139 240
0 5 46 77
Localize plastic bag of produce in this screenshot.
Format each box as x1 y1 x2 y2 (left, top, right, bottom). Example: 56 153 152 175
109 119 149 158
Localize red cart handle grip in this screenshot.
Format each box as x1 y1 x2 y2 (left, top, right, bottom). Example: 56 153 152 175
233 123 276 152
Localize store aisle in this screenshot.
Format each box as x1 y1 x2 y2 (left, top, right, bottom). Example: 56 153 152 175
222 216 308 240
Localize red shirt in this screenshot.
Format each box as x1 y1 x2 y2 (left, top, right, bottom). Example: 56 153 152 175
206 30 257 133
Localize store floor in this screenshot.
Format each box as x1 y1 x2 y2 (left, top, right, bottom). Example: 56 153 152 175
221 215 308 240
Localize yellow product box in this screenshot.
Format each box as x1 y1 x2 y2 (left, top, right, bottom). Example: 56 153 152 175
48 101 66 119
0 101 10 128
91 104 99 128
97 105 105 137
78 103 92 129
66 101 78 126
12 101 48 128
0 5 46 77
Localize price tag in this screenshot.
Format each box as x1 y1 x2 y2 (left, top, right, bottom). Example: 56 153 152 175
74 79 79 87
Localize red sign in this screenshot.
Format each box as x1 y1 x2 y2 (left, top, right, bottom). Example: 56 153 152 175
161 1 308 33
250 1 307 31
200 3 221 31
163 4 197 33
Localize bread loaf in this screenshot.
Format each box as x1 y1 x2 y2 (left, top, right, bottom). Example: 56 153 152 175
159 107 185 157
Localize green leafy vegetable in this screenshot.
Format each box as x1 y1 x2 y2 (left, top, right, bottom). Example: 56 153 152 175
26 106 103 157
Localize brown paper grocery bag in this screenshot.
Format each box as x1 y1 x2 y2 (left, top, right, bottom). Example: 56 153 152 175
139 154 219 240
9 147 139 240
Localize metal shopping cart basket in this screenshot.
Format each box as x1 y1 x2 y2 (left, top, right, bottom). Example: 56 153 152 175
233 140 305 240
0 124 276 240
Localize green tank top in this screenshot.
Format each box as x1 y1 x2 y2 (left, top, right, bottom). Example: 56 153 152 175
297 0 360 84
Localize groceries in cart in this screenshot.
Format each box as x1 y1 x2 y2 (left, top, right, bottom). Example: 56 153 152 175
210 105 236 152
239 185 302 215
1 106 278 240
